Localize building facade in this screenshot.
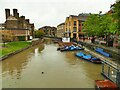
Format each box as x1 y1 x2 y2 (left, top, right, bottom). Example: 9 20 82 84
57 23 65 38
38 26 57 37
64 14 89 41
0 9 34 41
65 15 79 40
78 13 90 37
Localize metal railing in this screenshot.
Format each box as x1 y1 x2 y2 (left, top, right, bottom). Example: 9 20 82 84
101 60 120 87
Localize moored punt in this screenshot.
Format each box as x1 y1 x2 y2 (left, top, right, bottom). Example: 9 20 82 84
75 52 101 64
60 45 84 51
95 80 119 90
95 47 111 57
57 42 84 51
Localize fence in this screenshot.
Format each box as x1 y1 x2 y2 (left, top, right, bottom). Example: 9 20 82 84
101 60 120 87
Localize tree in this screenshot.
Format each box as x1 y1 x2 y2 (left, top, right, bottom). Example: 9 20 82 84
83 14 102 37
111 1 120 34
83 12 118 46
34 29 45 38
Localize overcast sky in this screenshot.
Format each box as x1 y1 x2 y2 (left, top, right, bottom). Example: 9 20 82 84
0 0 116 29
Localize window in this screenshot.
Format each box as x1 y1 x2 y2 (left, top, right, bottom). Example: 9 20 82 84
73 27 77 32
79 21 81 26
74 21 76 26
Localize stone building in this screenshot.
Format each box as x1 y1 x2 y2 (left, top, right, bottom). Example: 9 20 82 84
64 13 89 40
38 26 57 37
0 8 34 41
57 23 65 38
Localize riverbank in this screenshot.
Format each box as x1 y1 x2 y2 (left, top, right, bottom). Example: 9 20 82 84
0 41 31 60
77 40 120 64
0 38 44 61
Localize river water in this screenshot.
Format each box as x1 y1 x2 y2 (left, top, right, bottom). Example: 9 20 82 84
1 38 104 88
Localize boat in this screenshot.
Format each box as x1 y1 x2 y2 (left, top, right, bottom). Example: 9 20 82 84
75 52 101 64
95 47 111 57
60 45 84 51
95 79 119 90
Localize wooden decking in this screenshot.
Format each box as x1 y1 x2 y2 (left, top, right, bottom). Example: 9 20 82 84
58 42 77 47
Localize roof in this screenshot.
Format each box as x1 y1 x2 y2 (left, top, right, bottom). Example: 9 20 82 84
57 23 65 27
78 13 90 16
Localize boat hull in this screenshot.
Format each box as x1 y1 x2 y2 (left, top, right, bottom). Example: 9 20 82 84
95 80 119 90
75 52 101 64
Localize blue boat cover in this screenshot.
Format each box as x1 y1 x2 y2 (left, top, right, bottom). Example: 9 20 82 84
76 52 92 59
75 52 101 63
96 47 103 51
95 47 111 57
91 57 99 61
76 52 84 57
64 45 82 51
83 55 92 60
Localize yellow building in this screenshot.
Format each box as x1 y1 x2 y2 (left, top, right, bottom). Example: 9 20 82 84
65 15 79 40
64 14 89 41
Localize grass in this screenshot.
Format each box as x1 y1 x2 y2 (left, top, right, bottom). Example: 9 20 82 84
0 41 31 57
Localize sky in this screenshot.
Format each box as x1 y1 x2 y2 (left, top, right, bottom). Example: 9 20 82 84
0 0 116 29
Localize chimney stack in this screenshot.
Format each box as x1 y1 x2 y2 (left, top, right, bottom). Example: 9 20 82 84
5 9 10 19
26 19 30 24
13 9 19 19
17 13 19 18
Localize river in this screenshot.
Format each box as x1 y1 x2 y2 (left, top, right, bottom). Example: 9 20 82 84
1 38 104 88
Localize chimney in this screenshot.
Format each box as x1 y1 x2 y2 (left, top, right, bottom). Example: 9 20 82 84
5 9 10 19
26 19 29 24
13 9 18 19
17 13 19 18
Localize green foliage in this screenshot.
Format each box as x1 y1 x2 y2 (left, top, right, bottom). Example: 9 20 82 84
112 1 120 34
35 30 45 38
1 41 31 57
83 14 102 36
83 13 118 37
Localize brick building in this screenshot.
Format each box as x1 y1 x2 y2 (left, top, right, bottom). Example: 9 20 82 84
0 9 34 41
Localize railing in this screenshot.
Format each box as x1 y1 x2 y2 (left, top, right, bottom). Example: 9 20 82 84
101 60 120 87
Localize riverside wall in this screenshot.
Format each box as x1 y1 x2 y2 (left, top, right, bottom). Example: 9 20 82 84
0 38 44 61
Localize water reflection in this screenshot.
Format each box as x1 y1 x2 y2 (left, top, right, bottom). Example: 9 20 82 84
2 43 45 80
43 38 53 44
2 38 104 88
65 51 78 65
34 44 44 56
